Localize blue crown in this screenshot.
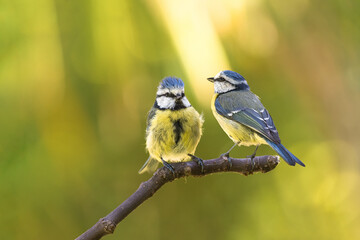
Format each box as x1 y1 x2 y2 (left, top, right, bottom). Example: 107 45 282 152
222 70 246 82
159 77 184 89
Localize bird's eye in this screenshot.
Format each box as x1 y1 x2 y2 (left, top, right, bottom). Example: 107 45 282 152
167 93 177 98
165 93 171 97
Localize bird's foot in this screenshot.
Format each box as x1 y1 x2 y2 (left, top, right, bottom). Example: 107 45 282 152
161 159 175 175
246 153 256 172
220 152 232 168
246 145 259 172
188 154 204 173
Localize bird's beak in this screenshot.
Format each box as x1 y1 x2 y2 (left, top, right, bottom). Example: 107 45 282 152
176 94 182 100
207 77 215 83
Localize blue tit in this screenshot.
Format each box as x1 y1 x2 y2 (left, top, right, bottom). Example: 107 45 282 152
207 70 305 167
139 77 204 174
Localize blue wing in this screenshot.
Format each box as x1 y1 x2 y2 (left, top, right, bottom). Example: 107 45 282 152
215 96 281 144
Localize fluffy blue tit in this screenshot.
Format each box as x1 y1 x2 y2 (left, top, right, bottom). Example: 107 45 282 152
207 70 305 167
139 77 204 174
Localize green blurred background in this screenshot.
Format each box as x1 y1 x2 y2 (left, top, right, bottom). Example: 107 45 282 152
1 0 360 239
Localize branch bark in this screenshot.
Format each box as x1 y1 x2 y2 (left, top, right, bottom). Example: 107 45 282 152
75 155 280 240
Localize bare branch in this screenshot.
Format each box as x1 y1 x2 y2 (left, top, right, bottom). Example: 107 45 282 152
75 155 280 240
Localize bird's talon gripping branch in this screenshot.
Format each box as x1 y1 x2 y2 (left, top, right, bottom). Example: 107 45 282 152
228 157 233 168
220 152 229 160
247 145 259 172
250 158 255 172
220 153 232 168
161 158 175 175
188 154 204 173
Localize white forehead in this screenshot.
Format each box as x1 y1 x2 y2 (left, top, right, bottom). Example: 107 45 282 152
157 87 184 95
214 71 222 79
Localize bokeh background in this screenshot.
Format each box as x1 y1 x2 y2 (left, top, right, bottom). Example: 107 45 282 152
1 0 360 239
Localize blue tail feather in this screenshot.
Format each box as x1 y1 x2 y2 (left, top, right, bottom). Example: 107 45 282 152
286 148 305 167
265 140 305 167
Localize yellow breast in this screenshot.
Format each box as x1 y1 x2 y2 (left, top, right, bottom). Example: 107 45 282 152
211 94 267 146
146 107 203 162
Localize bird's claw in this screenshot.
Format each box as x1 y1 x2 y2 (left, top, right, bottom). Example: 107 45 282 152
220 152 232 168
247 145 259 172
188 154 204 173
246 154 256 172
161 159 175 175
220 152 229 159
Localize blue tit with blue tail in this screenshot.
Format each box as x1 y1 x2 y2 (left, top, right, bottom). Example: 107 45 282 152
139 77 204 174
207 70 305 167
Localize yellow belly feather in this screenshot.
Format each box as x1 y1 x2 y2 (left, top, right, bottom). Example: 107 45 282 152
146 107 203 163
211 94 267 147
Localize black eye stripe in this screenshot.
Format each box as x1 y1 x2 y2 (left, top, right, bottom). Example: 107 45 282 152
157 93 183 98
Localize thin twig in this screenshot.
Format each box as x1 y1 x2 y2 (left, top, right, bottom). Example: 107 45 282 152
75 155 280 240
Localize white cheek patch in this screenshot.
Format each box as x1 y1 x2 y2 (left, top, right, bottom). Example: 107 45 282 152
214 81 236 93
156 96 175 109
182 97 191 107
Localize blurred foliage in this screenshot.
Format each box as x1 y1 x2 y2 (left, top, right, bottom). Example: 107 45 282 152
1 0 360 239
